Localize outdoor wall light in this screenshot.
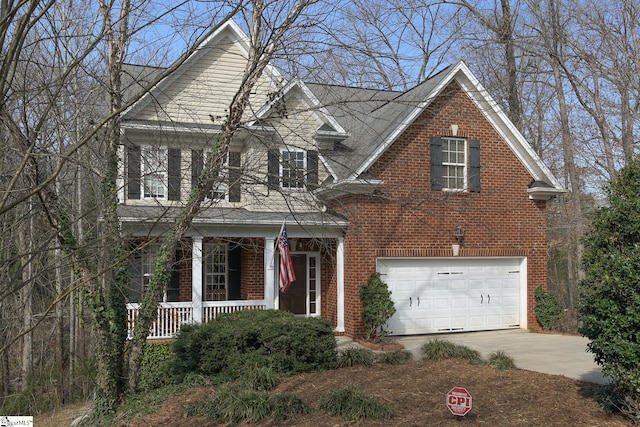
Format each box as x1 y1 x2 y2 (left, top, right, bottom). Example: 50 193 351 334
454 224 465 244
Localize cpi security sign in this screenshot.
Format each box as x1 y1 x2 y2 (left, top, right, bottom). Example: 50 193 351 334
446 387 472 416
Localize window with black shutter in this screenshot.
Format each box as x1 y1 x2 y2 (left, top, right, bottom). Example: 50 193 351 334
269 148 319 190
430 136 480 192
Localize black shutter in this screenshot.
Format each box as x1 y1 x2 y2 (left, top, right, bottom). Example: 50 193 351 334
469 139 481 193
228 151 241 202
127 145 141 199
191 149 203 189
267 149 279 190
430 136 443 191
307 150 318 190
168 148 181 200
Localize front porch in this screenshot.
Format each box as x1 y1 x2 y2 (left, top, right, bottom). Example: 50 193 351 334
126 300 267 339
120 212 348 340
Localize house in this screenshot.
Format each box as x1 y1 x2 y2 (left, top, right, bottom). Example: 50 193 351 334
117 20 565 339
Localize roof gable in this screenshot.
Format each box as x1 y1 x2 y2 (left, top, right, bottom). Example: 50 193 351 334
354 61 562 191
122 20 285 127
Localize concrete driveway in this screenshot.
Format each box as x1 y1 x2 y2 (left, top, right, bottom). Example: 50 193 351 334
339 329 609 384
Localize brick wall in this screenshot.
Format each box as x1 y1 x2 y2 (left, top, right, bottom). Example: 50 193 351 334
331 81 549 337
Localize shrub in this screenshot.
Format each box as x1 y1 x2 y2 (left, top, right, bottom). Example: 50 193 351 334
377 349 413 365
183 385 309 423
359 273 396 342
420 338 482 363
172 309 337 382
240 365 279 391
487 350 516 370
337 347 376 367
318 386 393 420
138 342 174 391
534 286 564 330
579 160 640 422
270 393 310 421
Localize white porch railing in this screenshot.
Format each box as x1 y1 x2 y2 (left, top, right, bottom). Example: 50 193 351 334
126 300 267 340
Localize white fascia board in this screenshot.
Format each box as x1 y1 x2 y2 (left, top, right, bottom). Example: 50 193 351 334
318 152 338 182
455 63 564 190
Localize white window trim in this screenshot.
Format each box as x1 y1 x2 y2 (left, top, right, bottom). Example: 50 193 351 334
203 149 229 202
442 137 467 191
141 144 168 199
141 243 168 302
203 242 228 301
280 148 307 190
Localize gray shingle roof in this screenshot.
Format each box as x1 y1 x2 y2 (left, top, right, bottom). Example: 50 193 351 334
305 66 453 180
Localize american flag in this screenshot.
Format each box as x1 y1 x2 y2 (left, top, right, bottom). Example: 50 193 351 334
278 221 296 294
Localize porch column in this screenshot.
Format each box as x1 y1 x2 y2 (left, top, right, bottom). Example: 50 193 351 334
336 237 345 333
264 237 276 309
192 236 203 323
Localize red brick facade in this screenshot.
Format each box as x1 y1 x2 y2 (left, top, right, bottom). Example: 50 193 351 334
330 81 548 337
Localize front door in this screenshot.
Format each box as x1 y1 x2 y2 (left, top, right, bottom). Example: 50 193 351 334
278 253 320 316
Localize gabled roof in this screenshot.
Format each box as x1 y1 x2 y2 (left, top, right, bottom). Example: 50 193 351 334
121 20 285 123
307 61 564 198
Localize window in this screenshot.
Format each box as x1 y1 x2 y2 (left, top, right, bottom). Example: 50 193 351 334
191 149 240 202
281 150 306 189
442 138 466 191
267 149 318 191
128 243 180 303
430 137 481 193
142 146 167 198
127 144 181 201
203 243 227 301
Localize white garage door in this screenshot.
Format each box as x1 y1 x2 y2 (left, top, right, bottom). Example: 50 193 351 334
377 257 524 335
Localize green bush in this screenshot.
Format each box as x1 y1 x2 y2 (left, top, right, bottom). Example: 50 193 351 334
138 342 174 391
337 347 376 367
270 393 310 422
579 160 640 422
240 365 279 391
183 384 309 423
318 386 393 420
359 273 396 342
534 286 564 330
377 349 413 365
487 350 516 370
420 338 482 363
172 309 337 382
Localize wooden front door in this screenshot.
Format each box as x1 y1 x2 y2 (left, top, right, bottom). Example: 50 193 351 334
279 254 307 315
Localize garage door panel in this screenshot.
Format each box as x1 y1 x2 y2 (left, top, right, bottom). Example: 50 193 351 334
379 257 522 335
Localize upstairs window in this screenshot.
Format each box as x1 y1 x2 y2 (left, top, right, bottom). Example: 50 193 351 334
268 148 318 191
191 149 241 202
281 149 306 189
430 136 480 193
143 146 167 198
127 144 181 201
442 138 466 191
